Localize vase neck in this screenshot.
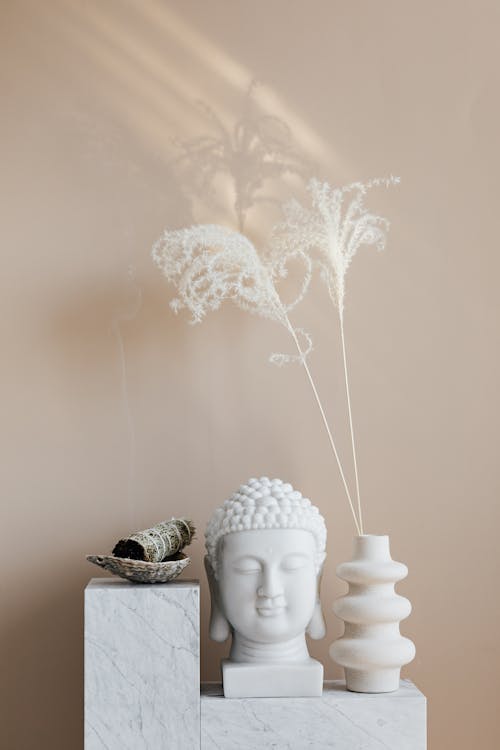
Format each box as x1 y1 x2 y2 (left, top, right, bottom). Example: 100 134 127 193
353 534 391 561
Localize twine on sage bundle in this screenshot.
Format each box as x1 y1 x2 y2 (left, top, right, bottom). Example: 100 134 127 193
112 518 195 563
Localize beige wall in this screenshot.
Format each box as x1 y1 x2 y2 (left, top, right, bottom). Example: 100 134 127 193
2 1 500 747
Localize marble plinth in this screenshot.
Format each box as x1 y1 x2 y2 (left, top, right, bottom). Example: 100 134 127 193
85 578 199 750
201 680 426 750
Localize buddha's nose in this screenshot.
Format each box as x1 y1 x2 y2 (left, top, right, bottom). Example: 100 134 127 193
258 566 283 599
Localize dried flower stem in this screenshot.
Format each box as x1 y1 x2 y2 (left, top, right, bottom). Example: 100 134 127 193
273 176 400 534
285 315 361 535
339 315 363 534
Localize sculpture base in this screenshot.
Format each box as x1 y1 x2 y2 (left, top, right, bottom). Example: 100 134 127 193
222 658 323 698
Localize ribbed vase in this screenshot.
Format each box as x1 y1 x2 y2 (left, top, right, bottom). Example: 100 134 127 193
330 534 415 693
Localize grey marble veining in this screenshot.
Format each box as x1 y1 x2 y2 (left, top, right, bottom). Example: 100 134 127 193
85 578 199 750
85 578 425 749
201 680 426 750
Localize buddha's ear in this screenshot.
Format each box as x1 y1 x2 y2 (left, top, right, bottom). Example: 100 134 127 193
307 600 326 640
307 552 327 640
204 556 230 643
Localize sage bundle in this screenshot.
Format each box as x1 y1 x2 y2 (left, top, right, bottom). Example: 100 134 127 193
112 518 195 563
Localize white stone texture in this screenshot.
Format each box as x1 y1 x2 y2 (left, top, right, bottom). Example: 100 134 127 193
201 680 426 750
85 578 199 750
207 526 326 697
221 658 323 698
205 478 328 698
205 477 327 579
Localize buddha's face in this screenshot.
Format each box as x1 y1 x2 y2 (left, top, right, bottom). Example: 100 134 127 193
217 528 318 644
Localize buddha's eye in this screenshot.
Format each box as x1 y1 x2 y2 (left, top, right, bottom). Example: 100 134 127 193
232 557 261 574
281 554 308 571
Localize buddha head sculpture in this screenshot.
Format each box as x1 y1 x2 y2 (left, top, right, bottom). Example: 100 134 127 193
205 477 327 697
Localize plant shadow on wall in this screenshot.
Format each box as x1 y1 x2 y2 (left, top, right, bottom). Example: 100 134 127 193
153 80 401 541
171 80 314 234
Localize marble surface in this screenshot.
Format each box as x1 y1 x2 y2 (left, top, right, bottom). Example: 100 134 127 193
201 680 426 749
85 578 199 750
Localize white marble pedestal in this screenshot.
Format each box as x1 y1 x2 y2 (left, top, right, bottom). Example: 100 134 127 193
85 579 425 749
85 578 199 750
201 680 426 750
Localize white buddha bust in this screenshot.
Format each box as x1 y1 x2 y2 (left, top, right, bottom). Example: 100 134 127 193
205 477 327 698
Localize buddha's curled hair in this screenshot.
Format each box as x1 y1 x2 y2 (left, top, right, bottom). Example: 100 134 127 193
205 476 327 579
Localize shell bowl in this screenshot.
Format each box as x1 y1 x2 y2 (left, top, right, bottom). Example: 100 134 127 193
86 553 190 583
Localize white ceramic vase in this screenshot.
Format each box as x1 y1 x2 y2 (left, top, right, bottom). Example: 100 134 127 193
330 534 415 693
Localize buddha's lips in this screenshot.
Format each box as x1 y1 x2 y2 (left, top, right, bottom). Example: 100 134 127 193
256 605 286 617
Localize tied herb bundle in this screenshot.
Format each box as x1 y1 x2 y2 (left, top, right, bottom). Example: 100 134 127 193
112 518 195 563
